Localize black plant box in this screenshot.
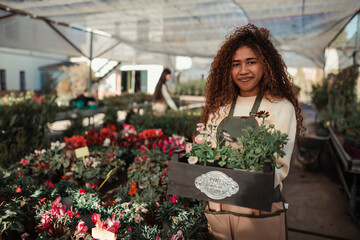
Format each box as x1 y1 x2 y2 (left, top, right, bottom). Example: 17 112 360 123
167 149 275 211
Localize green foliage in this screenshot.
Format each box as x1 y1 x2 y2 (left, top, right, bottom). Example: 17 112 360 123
127 109 202 138
0 92 59 169
63 111 86 137
316 68 358 127
102 93 153 110
185 114 288 171
174 79 206 96
0 198 26 236
42 72 57 95
72 189 102 214
103 105 118 127
231 123 288 171
311 82 329 111
127 148 170 195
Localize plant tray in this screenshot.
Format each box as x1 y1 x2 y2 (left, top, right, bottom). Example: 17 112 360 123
167 150 275 211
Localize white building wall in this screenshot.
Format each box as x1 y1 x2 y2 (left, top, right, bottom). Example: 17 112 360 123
120 64 163 94
0 47 67 91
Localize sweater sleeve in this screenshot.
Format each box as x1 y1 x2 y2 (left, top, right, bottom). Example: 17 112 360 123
161 85 178 111
272 101 297 190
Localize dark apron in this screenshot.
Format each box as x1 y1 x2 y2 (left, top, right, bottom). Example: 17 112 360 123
216 93 261 146
205 93 288 240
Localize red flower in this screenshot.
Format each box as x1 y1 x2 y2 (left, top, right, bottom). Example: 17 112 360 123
16 187 22 193
129 182 136 188
61 176 68 180
91 213 99 223
67 210 74 217
79 188 85 194
129 188 137 196
49 183 55 188
102 203 108 208
40 197 46 202
64 135 87 149
109 199 115 206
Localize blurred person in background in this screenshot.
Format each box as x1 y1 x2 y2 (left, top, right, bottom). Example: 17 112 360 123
152 68 178 115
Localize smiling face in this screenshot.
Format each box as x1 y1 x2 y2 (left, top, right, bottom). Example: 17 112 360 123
231 46 264 97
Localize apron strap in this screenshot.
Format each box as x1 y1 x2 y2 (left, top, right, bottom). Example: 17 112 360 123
228 92 263 117
249 92 262 117
228 96 238 116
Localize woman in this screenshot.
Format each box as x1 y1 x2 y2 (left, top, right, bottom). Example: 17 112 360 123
202 24 304 239
152 68 178 115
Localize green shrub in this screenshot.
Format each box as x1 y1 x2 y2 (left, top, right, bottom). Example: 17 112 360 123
102 93 153 110
174 79 206 96
0 92 59 169
127 109 202 138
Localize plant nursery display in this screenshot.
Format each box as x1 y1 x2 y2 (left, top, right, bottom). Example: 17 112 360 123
0 123 210 240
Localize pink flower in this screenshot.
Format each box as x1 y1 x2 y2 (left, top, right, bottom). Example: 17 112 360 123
140 146 147 151
49 183 55 188
127 226 132 232
53 196 61 206
20 158 30 166
194 134 205 144
79 188 85 194
170 230 184 240
156 236 161 240
76 220 87 232
185 143 192 153
41 213 51 229
76 220 88 238
16 187 22 193
134 213 144 223
106 217 121 233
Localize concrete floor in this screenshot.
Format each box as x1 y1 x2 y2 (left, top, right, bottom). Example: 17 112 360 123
283 153 360 240
283 104 360 240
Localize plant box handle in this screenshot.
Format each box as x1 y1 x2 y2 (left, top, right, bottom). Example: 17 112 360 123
263 158 272 173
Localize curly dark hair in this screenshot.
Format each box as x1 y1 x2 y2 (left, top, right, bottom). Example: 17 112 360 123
202 23 304 137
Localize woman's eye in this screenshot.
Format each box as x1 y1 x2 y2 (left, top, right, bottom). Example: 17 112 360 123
248 61 257 65
232 63 240 67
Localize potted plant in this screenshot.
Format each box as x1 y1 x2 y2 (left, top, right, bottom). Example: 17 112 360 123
167 112 288 211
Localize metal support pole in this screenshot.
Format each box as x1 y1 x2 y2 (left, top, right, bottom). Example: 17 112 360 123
89 31 93 96
354 13 360 66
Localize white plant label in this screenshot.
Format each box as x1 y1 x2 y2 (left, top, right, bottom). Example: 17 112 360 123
194 171 239 200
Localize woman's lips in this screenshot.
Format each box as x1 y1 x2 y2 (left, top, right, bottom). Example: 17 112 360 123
238 77 252 82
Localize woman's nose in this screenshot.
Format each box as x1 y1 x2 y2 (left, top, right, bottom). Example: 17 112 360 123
239 64 249 74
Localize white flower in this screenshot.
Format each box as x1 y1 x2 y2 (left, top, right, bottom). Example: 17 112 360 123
91 160 101 168
188 156 198 164
103 138 111 146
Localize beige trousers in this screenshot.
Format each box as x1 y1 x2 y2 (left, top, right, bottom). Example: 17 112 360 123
205 201 286 240
152 102 167 115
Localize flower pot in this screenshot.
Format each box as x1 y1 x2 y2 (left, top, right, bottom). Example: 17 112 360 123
60 196 74 209
80 212 95 228
167 150 274 211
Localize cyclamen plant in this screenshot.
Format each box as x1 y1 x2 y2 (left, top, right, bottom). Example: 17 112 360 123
35 196 90 239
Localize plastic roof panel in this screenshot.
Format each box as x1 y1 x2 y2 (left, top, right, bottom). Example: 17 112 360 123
0 0 359 68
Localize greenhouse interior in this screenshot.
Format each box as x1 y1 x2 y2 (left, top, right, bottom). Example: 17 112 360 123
0 0 360 239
